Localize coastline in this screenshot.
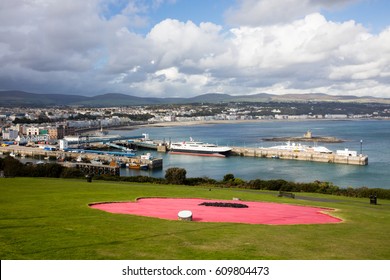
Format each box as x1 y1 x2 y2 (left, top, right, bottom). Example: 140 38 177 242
108 118 388 133
113 117 389 129
110 118 332 131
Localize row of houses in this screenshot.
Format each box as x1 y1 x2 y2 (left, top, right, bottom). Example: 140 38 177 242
1 115 134 142
1 124 76 142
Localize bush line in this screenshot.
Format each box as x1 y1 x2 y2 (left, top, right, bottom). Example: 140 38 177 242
1 157 389 200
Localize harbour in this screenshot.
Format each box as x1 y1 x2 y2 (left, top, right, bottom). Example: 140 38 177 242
0 131 368 173
121 133 368 165
112 120 390 189
0 144 163 175
1 120 389 188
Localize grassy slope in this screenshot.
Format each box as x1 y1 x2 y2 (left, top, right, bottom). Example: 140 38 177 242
0 177 389 260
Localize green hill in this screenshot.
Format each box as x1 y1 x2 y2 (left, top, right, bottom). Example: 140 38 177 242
1 90 389 107
1 177 389 260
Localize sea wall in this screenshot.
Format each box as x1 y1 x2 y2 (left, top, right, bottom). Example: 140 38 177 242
231 147 368 166
0 146 163 169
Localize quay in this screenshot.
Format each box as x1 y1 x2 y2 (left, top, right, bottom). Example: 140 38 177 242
0 146 163 171
1 142 368 167
117 136 369 166
62 162 120 176
231 147 368 166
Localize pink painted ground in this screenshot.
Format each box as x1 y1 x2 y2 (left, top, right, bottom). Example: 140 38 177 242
89 198 342 225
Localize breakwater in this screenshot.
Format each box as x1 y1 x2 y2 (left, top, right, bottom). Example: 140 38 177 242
115 140 368 166
231 147 368 166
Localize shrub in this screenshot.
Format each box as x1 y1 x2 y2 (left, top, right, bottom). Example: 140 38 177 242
165 167 187 184
184 177 217 186
223 173 235 182
60 167 86 178
2 156 25 177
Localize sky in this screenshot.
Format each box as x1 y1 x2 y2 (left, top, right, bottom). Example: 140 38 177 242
0 0 390 98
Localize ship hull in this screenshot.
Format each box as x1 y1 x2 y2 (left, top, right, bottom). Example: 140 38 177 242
169 150 228 157
169 139 232 157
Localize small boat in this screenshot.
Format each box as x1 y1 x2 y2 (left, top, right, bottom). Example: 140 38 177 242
140 164 149 170
268 141 306 152
90 158 103 165
128 162 140 169
140 153 153 160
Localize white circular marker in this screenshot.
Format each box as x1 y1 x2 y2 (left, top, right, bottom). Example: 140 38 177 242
178 210 192 221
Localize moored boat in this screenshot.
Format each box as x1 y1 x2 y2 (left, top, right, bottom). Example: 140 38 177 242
268 141 332 154
169 138 232 157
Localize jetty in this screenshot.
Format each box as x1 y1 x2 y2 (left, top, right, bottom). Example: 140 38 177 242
231 147 368 165
127 133 168 152
109 134 369 166
0 145 163 172
63 162 120 176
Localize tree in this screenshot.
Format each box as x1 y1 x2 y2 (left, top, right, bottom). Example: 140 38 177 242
2 156 25 177
223 173 235 182
165 167 186 185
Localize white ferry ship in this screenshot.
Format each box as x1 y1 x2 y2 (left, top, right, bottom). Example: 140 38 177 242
169 138 232 157
269 141 333 154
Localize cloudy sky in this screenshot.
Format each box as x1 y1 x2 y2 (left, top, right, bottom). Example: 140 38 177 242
1 0 390 98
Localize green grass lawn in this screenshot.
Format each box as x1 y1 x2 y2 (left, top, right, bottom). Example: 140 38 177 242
1 177 389 260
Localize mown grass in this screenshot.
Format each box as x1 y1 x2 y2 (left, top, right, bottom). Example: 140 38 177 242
1 177 389 260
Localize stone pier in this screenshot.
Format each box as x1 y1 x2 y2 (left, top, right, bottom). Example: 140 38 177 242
231 147 368 165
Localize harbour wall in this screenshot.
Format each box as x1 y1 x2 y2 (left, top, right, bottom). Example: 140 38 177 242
0 146 163 170
231 147 368 166
1 145 368 167
127 141 369 166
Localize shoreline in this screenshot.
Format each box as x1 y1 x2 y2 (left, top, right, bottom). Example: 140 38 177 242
107 118 388 133
109 118 349 131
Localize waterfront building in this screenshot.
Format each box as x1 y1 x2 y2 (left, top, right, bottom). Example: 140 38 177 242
27 126 40 136
2 129 19 140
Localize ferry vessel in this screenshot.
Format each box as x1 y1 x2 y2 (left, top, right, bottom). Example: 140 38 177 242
169 138 232 157
268 141 333 154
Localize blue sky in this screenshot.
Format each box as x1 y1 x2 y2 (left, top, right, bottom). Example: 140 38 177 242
113 0 390 33
101 0 390 31
322 0 390 33
0 0 389 98
149 0 235 27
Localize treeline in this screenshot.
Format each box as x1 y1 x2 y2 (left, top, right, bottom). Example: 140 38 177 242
94 167 390 200
1 158 389 200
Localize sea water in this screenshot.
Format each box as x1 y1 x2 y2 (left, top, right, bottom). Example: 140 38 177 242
114 120 390 189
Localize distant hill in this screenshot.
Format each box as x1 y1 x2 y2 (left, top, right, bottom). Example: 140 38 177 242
0 90 389 107
0 90 89 106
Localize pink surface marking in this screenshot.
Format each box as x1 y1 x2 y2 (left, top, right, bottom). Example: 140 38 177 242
90 198 342 225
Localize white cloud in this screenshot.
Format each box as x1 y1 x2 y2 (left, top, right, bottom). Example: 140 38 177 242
0 0 389 98
129 66 212 97
147 19 223 68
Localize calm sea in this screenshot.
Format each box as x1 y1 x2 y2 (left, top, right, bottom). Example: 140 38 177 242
113 119 390 189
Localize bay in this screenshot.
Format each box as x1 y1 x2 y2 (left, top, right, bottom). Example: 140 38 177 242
113 120 390 189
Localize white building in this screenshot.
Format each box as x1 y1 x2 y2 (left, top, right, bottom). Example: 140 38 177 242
2 129 19 140
325 114 348 119
59 139 69 151
27 127 40 136
336 149 358 157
